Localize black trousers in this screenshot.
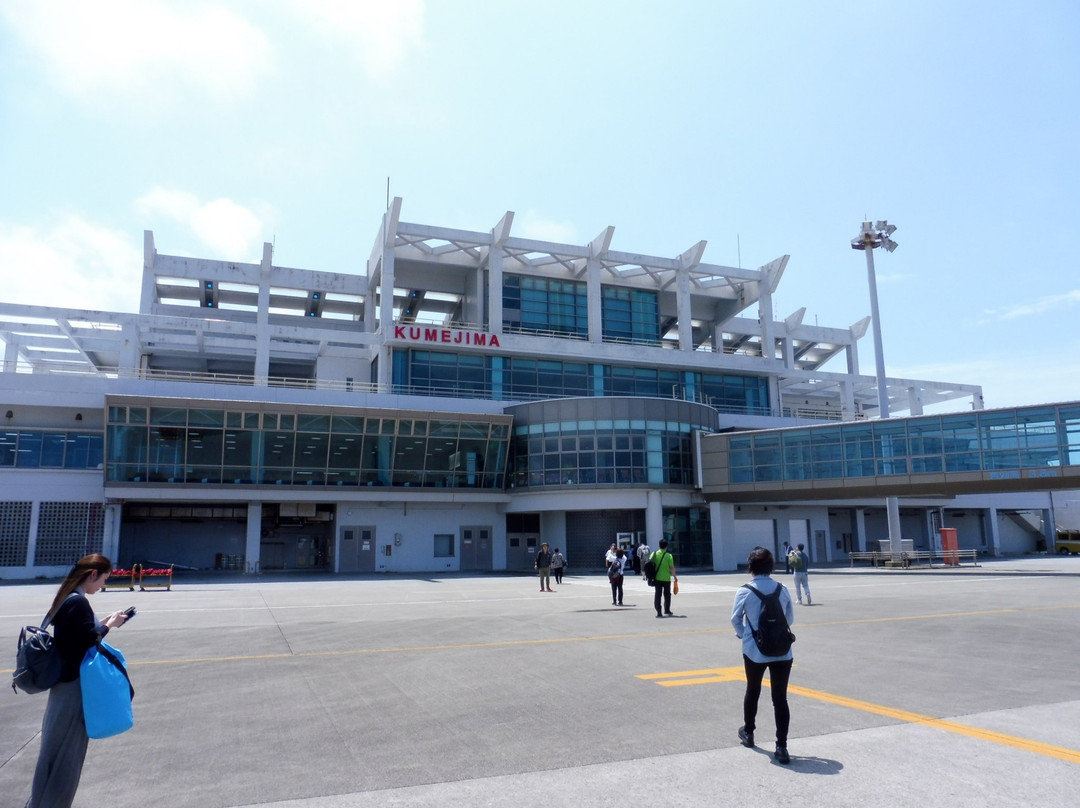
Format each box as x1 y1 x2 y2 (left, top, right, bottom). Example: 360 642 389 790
742 655 793 746
553 566 564 584
653 580 671 614
610 576 623 604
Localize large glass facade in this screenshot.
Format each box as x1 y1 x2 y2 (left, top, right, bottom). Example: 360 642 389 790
393 349 771 415
727 404 1076 484
602 286 659 345
0 430 104 469
502 274 588 337
106 401 510 489
506 398 717 489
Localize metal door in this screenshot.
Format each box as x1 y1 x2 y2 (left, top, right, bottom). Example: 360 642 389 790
506 533 540 571
339 526 376 572
461 526 493 571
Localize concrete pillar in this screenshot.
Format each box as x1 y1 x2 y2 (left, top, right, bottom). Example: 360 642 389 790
677 265 693 351
646 490 664 550
907 386 924 416
376 244 395 390
587 258 602 344
710 501 736 571
854 508 868 552
26 501 41 567
254 243 272 386
985 506 1001 557
775 517 792 560
541 511 567 557
759 288 775 363
1041 508 1056 552
102 503 123 562
809 512 831 563
486 246 503 331
245 502 263 573
139 230 157 313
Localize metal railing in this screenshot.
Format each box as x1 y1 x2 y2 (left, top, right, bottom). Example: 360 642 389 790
848 549 979 568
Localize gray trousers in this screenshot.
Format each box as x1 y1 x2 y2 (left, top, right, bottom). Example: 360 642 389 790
27 679 88 808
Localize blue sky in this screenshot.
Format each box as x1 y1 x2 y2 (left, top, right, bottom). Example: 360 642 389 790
1 0 1077 411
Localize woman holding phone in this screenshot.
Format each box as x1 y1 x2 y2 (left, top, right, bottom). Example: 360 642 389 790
26 554 131 808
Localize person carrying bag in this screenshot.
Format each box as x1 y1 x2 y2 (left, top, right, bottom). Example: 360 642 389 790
81 640 135 739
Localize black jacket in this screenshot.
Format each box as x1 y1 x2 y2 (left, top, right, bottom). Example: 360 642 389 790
52 593 107 682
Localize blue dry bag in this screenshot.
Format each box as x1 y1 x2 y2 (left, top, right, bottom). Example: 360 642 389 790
80 641 134 739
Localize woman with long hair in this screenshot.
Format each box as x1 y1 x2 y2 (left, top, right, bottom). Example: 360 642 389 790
26 553 131 808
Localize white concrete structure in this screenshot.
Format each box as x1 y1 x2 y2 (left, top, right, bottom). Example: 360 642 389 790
0 199 1056 580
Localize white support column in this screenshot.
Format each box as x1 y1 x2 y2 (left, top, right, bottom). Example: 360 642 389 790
854 508 868 552
809 512 831 563
840 380 856 420
781 335 795 369
3 336 19 373
675 256 695 352
758 285 775 362
376 243 396 390
1041 508 1056 551
710 501 736 571
488 210 513 332
245 502 263 574
486 246 503 331
673 267 691 349
587 226 614 344
646 490 664 550
102 503 123 561
586 258 603 344
27 501 41 568
775 517 792 560
907 386 924 416
985 506 1001 557
139 230 157 313
254 242 272 387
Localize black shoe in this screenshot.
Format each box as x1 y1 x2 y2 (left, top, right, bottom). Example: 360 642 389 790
656 612 663 618
775 746 790 764
664 610 673 615
738 727 754 747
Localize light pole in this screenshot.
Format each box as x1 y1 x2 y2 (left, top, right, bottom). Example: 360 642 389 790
851 220 903 559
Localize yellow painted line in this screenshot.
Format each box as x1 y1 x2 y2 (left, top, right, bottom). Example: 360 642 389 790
785 684 1080 766
637 668 1080 765
637 666 746 687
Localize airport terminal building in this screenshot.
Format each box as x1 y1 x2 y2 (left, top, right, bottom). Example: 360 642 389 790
0 199 1069 579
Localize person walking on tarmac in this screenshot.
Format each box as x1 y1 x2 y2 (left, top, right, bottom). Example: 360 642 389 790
535 542 554 592
650 538 677 617
789 543 811 605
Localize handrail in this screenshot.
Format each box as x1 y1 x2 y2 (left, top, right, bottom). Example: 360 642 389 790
848 549 979 568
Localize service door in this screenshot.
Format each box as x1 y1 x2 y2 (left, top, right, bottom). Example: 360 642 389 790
460 526 492 571
506 533 540 572
339 526 376 573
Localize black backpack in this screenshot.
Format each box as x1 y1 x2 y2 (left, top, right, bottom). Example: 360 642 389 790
741 584 795 657
643 551 664 585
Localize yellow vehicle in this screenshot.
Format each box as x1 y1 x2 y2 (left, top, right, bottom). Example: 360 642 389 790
1055 530 1080 555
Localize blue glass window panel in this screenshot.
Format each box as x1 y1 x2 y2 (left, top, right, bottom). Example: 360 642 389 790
1 432 21 466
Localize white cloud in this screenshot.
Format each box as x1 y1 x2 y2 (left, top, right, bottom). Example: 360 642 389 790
0 0 274 105
135 188 272 259
283 0 425 80
0 216 142 311
983 290 1080 321
515 212 579 245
